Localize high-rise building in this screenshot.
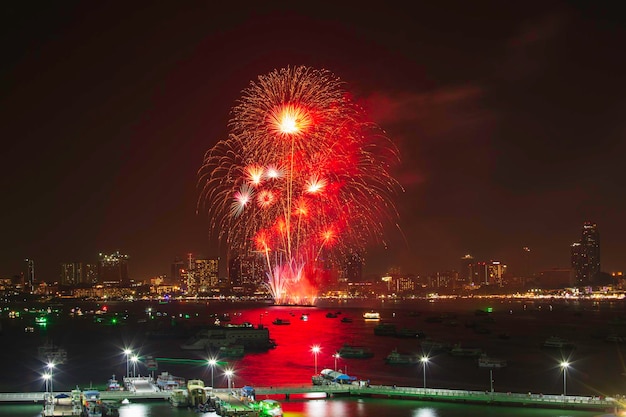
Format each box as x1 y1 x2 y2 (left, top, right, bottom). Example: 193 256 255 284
60 263 83 286
571 222 601 286
98 251 129 285
460 254 475 285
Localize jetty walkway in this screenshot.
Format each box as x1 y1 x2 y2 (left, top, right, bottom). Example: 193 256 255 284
0 385 619 413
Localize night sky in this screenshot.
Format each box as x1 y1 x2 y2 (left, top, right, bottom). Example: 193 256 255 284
2 1 625 281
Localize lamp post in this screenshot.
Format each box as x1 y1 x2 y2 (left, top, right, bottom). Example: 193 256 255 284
43 373 51 395
560 361 569 396
131 355 139 378
123 349 132 378
45 362 55 396
225 369 233 390
420 356 429 388
312 345 321 375
333 353 340 372
208 359 217 387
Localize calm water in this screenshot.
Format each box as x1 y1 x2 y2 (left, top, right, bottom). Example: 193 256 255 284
1 297 625 416
0 399 617 417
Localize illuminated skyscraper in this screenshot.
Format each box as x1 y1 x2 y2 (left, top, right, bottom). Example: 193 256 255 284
98 251 129 285
571 222 600 286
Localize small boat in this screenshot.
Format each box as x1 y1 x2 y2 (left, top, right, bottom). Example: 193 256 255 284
257 398 283 416
156 371 185 390
300 314 309 321
340 317 353 323
272 318 291 325
107 375 122 391
542 336 575 349
477 354 507 368
450 344 483 357
385 349 419 365
169 388 189 407
363 311 381 320
82 390 103 417
187 379 208 406
219 344 245 358
326 312 338 318
420 339 452 353
337 343 374 358
374 323 397 336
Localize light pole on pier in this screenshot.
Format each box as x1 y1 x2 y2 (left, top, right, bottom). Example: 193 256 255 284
46 362 55 396
123 349 132 378
225 369 234 390
311 345 321 375
333 353 340 372
131 355 139 378
208 358 217 387
420 356 429 388
560 361 569 396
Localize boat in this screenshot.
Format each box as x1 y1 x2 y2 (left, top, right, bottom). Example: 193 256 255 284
272 318 291 325
169 388 189 407
156 371 185 390
219 344 245 358
257 398 283 416
187 379 208 406
542 336 575 349
395 328 425 338
300 314 309 321
107 374 122 391
374 323 397 336
337 343 374 358
385 349 419 365
605 334 626 343
82 389 103 417
363 311 381 320
180 325 275 351
38 342 67 364
450 344 483 357
341 317 353 323
419 339 452 353
478 354 507 368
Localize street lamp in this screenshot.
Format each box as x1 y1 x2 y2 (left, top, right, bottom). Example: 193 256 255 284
560 361 569 396
131 355 139 378
225 369 234 390
333 353 340 372
311 345 321 375
43 373 51 395
123 349 132 378
208 358 217 387
420 356 429 388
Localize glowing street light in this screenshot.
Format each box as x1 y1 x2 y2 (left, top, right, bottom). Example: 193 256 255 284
420 356 429 388
333 353 340 372
224 369 234 390
560 361 570 396
43 373 51 394
131 355 139 378
208 358 217 387
311 345 321 375
123 349 132 378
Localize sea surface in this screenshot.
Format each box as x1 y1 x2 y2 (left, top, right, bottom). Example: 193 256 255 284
1 297 625 416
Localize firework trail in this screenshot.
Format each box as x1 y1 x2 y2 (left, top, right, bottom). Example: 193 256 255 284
198 66 400 304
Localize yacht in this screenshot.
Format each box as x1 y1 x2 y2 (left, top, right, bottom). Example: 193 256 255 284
477 354 507 368
385 349 419 365
363 311 381 320
337 343 374 358
542 336 575 349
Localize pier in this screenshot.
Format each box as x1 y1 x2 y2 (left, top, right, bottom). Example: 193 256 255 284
0 385 620 414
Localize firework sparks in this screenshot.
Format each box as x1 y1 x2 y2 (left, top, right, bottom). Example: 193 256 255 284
198 66 401 304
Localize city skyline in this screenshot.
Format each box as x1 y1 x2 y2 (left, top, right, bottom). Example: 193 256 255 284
2 2 625 281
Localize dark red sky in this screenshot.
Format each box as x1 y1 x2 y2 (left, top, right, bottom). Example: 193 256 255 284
1 1 625 281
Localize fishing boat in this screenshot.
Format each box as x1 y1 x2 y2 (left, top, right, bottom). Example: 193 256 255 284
187 379 208 406
82 390 103 417
156 371 185 390
450 344 483 357
385 349 419 365
477 354 507 368
363 311 381 320
337 343 374 358
107 375 122 391
169 388 189 407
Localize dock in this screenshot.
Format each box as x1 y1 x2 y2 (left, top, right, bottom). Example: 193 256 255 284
0 385 620 415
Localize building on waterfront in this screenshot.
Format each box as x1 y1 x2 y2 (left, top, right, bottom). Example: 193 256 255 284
460 254 475 285
571 222 601 286
60 262 83 286
98 250 129 285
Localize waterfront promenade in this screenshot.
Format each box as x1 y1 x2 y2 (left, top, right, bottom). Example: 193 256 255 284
0 385 619 413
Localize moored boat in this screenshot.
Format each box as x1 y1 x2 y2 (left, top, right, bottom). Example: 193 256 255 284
107 375 122 391
363 311 381 320
257 398 283 416
156 371 185 390
82 389 103 417
542 336 575 349
450 344 483 357
337 343 374 358
477 354 507 368
419 339 452 353
385 349 419 365
169 388 189 407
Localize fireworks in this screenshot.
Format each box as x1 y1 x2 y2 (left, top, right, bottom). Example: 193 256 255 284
198 66 400 304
